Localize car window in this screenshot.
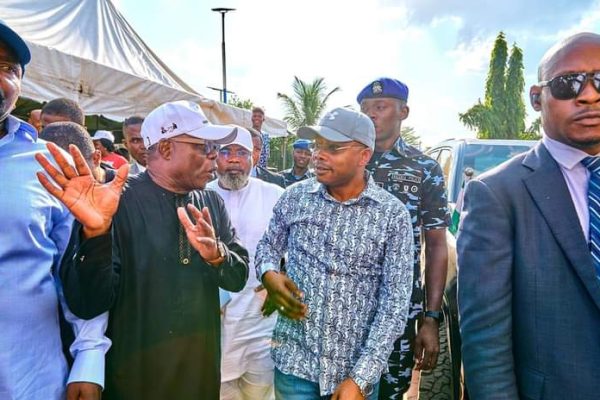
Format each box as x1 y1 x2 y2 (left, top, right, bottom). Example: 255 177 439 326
462 144 531 178
437 148 453 188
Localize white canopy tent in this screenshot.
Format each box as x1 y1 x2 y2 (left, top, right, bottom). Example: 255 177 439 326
0 0 287 136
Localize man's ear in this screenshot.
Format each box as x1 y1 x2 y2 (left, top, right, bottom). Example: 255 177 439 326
158 140 172 160
400 104 410 121
359 148 373 167
530 87 542 111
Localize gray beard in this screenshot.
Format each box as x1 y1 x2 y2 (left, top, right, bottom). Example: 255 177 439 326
216 170 249 190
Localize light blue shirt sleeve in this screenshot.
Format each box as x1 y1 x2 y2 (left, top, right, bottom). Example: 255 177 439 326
52 197 111 388
63 305 110 388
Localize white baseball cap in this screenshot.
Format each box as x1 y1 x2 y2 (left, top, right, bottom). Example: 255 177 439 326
141 100 237 147
221 126 253 152
91 130 115 143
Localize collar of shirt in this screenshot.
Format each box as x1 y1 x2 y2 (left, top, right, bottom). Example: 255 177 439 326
394 136 409 156
377 136 414 159
542 134 596 170
306 174 385 205
134 161 146 173
0 115 37 149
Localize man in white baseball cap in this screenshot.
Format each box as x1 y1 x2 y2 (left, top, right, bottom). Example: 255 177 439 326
91 129 129 169
37 100 249 399
142 100 237 148
207 126 284 399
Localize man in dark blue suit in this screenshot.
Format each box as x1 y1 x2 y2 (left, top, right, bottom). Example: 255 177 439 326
458 32 600 400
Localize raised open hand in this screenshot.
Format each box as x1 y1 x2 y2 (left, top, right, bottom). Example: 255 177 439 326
177 204 221 264
35 142 129 238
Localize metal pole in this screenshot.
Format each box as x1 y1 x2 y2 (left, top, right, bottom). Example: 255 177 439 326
282 136 288 169
221 12 227 103
212 8 235 104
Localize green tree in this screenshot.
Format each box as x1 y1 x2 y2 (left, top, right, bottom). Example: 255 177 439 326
459 32 527 139
277 76 340 130
520 116 542 140
401 126 421 148
268 136 293 171
229 95 254 110
505 43 526 137
484 31 508 136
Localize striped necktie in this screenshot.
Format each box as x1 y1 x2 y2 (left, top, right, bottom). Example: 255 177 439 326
582 156 600 279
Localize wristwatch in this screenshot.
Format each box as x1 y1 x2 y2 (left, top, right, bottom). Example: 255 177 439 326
351 375 374 397
424 310 443 322
205 239 226 266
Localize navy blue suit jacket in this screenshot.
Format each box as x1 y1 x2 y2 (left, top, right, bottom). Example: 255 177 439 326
458 142 600 399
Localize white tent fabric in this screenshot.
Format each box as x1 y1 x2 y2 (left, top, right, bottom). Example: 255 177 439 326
0 0 287 136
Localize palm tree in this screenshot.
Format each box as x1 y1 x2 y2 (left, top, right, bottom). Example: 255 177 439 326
277 76 340 130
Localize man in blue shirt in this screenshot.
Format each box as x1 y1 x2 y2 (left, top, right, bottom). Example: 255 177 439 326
256 107 414 399
0 20 110 399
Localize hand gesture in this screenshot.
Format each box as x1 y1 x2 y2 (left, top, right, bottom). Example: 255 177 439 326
35 142 129 238
413 318 440 371
261 271 307 320
177 204 220 264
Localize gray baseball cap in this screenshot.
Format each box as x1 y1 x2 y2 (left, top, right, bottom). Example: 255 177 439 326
297 107 375 150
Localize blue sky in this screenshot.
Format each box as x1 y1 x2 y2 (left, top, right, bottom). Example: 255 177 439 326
113 0 600 145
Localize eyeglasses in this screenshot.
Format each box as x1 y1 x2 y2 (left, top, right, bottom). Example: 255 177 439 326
169 138 220 155
218 148 251 159
0 61 21 77
309 142 364 154
538 71 600 100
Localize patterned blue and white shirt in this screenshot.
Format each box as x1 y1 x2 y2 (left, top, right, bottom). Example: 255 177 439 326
255 176 414 395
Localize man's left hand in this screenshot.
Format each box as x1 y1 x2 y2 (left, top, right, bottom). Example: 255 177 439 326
413 317 440 371
66 382 102 400
177 204 221 264
331 378 364 400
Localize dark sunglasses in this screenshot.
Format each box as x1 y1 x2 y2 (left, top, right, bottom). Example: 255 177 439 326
538 71 600 100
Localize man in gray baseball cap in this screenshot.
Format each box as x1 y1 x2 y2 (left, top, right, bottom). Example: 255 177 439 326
255 106 415 399
297 106 375 150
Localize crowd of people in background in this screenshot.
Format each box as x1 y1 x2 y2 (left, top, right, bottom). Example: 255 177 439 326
3 15 600 400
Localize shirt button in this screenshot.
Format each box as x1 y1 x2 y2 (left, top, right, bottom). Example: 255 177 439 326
182 258 190 265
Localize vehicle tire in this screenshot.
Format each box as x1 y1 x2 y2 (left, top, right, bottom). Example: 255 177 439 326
418 317 453 400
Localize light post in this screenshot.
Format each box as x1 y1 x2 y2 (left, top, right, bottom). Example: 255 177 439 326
211 7 235 103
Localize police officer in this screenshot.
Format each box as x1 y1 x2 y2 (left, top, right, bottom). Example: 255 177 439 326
358 78 450 399
281 139 314 186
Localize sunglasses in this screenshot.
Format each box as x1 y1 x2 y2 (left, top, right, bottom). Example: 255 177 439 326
169 138 220 155
538 71 600 100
